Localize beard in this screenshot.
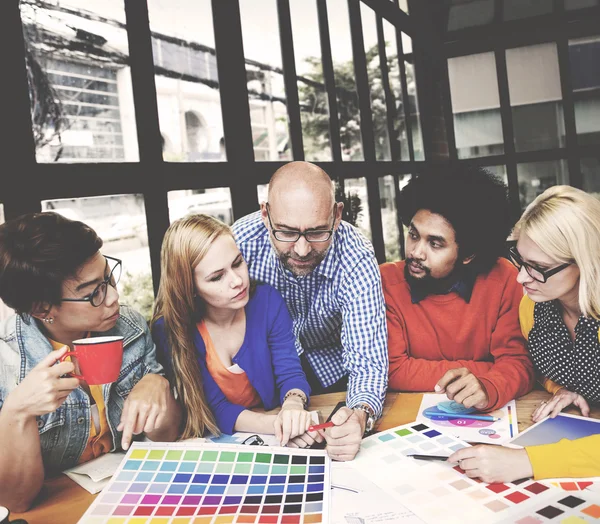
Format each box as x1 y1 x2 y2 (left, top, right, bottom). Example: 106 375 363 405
404 257 462 295
273 242 329 277
404 257 433 289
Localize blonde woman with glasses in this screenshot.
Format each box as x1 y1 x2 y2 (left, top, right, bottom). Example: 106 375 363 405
449 186 600 482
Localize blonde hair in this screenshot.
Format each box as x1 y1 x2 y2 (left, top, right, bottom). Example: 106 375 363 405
513 186 600 319
152 214 232 438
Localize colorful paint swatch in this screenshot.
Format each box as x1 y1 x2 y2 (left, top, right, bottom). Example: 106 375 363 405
78 443 330 524
338 421 600 524
551 481 598 492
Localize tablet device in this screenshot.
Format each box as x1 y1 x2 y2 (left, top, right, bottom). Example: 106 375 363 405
507 412 600 448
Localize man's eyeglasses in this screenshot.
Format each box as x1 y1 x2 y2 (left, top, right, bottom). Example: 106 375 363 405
62 255 122 307
508 246 570 283
266 202 336 243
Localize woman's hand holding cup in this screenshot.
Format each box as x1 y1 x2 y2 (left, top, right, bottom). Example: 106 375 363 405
2 346 80 419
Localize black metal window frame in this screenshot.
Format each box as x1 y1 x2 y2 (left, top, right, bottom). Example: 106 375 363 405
440 1 600 220
0 0 438 296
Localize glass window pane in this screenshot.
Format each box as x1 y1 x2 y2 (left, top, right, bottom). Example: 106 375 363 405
566 0 599 8
448 53 504 159
340 178 371 240
402 34 424 160
0 205 11 322
398 174 412 248
148 0 226 162
484 165 508 185
360 4 391 161
240 1 292 162
20 1 139 163
581 157 600 195
506 44 565 152
517 160 569 209
290 0 332 161
42 194 153 320
327 0 364 160
398 174 412 191
503 0 553 21
257 184 269 206
569 36 600 146
168 188 233 225
383 21 409 160
447 0 495 31
380 176 400 261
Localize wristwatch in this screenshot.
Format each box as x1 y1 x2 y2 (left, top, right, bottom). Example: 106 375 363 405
354 403 377 435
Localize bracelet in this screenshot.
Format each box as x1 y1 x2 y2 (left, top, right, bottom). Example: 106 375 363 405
283 390 308 409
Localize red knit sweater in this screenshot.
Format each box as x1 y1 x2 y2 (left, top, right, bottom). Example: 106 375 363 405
381 258 534 410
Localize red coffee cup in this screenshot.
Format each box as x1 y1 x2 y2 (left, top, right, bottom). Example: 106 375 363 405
60 336 124 385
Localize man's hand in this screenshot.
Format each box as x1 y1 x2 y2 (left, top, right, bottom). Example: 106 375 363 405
435 368 488 409
448 445 533 484
3 346 79 420
532 388 590 423
322 407 365 461
117 374 171 450
287 429 325 449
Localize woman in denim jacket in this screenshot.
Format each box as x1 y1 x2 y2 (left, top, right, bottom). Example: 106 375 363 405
0 213 180 512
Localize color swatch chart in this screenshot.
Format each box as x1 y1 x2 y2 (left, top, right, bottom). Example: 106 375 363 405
77 442 330 524
501 492 600 523
343 422 600 524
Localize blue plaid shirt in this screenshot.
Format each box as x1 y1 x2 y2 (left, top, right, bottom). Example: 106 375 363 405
233 211 388 416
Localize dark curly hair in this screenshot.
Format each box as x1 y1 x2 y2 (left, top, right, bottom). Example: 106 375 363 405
398 165 513 274
0 212 103 315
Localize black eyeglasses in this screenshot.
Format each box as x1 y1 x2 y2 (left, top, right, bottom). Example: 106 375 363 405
62 255 122 307
266 202 336 243
242 434 265 446
508 246 571 283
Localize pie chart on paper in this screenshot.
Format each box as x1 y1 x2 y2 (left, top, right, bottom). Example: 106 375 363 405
417 393 519 444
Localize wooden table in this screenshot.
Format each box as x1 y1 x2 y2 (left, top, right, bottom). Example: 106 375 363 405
12 390 600 524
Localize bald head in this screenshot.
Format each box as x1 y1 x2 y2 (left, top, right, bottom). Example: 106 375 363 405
261 162 342 277
268 161 335 209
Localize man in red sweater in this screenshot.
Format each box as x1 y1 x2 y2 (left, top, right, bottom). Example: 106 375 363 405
381 166 534 410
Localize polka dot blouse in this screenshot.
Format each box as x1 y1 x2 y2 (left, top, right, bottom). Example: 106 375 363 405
528 301 600 403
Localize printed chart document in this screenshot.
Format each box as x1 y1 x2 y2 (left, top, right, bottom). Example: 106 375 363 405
331 462 424 524
64 452 127 494
417 393 518 444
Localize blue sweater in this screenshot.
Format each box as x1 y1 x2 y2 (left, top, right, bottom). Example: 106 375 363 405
153 284 311 434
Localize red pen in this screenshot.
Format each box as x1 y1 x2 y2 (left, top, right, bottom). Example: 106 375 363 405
308 421 335 432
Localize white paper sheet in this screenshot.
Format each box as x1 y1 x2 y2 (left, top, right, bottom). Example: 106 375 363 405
330 462 425 524
63 452 127 494
416 393 518 444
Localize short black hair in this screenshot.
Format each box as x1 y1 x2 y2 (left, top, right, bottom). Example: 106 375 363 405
398 165 513 274
0 212 103 315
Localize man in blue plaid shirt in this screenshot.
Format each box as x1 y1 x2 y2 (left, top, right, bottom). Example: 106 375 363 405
233 161 388 461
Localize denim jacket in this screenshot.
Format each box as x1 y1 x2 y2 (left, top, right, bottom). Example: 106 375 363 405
0 305 163 476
